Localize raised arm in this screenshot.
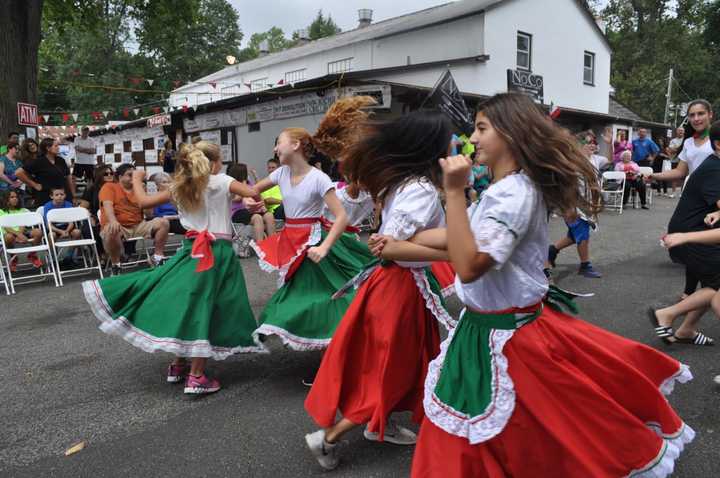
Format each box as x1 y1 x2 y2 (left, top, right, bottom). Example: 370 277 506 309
131 170 172 208
442 156 495 283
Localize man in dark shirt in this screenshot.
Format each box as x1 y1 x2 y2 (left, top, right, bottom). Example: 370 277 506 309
659 121 720 344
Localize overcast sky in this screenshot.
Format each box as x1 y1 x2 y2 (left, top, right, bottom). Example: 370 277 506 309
228 0 451 46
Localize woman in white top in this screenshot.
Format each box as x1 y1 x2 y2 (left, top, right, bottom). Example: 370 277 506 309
652 99 714 181
250 97 380 353
402 94 693 478
82 141 267 397
304 110 455 471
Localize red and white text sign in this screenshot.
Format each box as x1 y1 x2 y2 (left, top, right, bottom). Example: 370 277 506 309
147 114 171 128
17 103 38 126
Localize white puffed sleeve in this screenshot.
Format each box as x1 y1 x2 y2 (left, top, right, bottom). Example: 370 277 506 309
471 175 538 269
382 181 442 241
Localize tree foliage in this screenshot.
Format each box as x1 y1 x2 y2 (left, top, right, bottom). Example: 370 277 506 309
601 0 720 122
38 0 243 123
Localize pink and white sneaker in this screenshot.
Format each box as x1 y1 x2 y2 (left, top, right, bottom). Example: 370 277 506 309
166 362 190 383
184 374 221 395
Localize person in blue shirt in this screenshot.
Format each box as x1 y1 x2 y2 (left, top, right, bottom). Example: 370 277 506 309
631 128 660 167
43 187 81 241
150 172 186 234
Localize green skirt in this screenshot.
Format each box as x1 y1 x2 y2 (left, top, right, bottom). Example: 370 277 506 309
83 239 267 359
254 231 376 350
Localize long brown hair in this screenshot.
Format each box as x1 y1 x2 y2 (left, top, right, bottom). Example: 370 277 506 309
477 93 601 216
171 141 217 212
342 110 453 203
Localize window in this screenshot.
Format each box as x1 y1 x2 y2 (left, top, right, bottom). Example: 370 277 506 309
250 78 268 92
285 69 306 84
328 58 353 74
584 51 595 85
516 32 532 70
248 122 260 133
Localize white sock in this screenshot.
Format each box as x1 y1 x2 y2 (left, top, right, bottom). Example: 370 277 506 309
153 254 165 261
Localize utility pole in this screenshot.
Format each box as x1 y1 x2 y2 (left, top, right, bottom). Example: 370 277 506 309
663 68 673 125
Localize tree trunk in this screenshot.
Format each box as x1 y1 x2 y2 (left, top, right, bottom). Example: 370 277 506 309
0 0 43 141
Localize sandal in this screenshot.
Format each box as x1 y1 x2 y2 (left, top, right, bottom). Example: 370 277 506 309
673 332 715 346
647 307 674 344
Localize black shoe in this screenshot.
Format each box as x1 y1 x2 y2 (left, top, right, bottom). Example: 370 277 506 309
641 205 649 210
110 265 121 276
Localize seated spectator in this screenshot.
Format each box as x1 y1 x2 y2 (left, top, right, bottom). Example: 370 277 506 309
0 141 23 192
78 165 114 256
15 137 75 208
227 163 275 242
0 190 43 271
99 164 169 275
615 150 649 209
149 172 185 234
43 187 82 242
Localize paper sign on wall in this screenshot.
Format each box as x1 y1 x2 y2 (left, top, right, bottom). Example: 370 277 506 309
114 143 123 153
144 150 158 163
121 152 132 163
221 145 232 163
104 154 115 164
199 130 221 145
131 139 144 152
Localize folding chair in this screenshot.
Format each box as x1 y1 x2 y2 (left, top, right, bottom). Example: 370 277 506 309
97 209 151 270
601 171 626 214
0 211 59 294
231 222 253 258
47 207 104 285
0 247 9 295
637 166 654 207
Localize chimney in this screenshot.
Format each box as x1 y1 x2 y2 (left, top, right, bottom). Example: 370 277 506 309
258 39 270 57
358 9 373 28
296 28 310 46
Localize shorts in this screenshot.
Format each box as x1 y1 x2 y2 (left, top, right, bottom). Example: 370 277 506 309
232 209 268 225
100 218 166 241
565 218 591 244
73 163 96 180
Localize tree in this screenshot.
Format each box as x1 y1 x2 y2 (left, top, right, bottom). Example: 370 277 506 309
0 0 43 140
238 27 291 62
306 10 341 40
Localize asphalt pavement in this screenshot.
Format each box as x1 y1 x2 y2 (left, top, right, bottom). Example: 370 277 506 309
1 194 719 477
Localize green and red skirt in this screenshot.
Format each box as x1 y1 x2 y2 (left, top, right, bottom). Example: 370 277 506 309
83 234 266 359
305 262 454 441
430 261 455 298
411 297 694 477
252 218 376 350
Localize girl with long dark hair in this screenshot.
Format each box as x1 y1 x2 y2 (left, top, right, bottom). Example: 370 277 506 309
397 93 693 477
304 110 455 470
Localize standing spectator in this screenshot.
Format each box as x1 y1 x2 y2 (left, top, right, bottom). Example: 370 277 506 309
42 187 81 242
159 139 176 174
0 141 23 191
98 164 169 275
616 150 649 209
0 190 43 271
15 138 75 207
652 139 672 196
73 126 99 183
0 132 19 156
613 129 632 164
631 128 660 167
18 138 38 165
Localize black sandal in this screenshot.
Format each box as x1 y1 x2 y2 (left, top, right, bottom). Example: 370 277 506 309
673 332 715 346
647 307 674 344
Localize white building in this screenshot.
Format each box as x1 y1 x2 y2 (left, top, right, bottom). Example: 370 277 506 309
167 0 664 173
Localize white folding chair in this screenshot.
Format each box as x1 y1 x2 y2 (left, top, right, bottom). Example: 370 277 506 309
0 211 59 294
601 171 626 214
638 166 654 207
0 246 9 295
97 208 151 270
47 207 104 285
231 222 253 258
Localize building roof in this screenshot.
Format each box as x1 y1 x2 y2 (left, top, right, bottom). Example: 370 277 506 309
174 0 608 92
608 95 645 122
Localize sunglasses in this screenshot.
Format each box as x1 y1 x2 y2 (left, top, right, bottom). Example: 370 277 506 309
103 172 114 177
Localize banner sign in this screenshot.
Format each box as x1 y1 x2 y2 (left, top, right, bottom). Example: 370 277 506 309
146 114 171 128
507 69 544 103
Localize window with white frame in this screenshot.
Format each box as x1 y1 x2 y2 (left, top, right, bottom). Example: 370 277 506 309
584 51 595 85
328 58 353 74
250 78 268 92
516 32 532 70
285 69 306 84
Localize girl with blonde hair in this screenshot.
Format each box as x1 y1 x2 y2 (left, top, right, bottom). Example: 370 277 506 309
82 141 266 396
250 96 377 355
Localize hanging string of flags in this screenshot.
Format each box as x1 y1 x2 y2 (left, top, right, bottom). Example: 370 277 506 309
39 103 174 126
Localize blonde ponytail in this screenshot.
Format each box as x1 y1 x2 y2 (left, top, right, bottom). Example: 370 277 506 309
171 141 219 212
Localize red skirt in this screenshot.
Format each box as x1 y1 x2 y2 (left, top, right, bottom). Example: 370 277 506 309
251 217 320 284
430 262 455 298
305 263 442 439
411 306 693 477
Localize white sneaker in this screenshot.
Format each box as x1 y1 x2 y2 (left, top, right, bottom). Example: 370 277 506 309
363 420 417 445
305 430 339 470
714 375 720 385
668 194 675 199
